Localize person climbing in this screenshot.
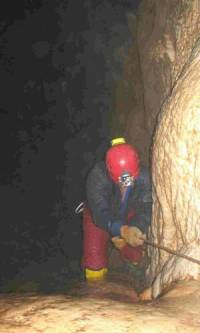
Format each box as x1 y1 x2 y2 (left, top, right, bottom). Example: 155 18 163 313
80 137 152 282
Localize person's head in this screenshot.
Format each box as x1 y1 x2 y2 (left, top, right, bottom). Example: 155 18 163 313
105 138 140 188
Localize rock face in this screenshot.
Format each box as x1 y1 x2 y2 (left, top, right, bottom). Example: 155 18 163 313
110 14 149 165
111 0 200 297
137 0 200 141
147 35 200 298
137 0 200 298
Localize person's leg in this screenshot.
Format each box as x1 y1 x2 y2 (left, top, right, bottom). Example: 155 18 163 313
82 207 109 281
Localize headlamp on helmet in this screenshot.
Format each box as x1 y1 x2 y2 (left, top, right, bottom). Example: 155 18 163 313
119 171 134 187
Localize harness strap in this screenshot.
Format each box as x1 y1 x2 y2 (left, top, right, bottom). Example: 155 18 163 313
120 185 132 223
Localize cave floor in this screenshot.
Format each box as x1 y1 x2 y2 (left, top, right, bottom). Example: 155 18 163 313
0 275 200 333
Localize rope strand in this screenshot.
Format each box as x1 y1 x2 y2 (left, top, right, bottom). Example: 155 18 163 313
144 240 200 266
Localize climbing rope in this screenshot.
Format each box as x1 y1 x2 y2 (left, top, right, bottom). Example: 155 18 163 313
74 201 200 266
144 240 200 266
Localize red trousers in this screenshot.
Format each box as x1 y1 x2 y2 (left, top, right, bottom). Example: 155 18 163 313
82 207 143 270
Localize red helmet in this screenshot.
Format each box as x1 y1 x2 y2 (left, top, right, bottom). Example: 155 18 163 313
106 138 140 183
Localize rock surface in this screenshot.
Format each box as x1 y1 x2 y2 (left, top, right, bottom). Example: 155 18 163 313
147 44 200 298
111 0 200 297
0 280 200 332
111 0 200 167
146 2 200 297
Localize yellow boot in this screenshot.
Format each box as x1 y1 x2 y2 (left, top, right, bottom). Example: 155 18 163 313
85 268 108 281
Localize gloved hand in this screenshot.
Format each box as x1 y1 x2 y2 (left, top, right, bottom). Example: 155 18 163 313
111 236 126 250
120 225 146 247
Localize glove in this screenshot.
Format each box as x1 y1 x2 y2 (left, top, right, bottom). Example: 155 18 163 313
111 237 126 250
120 225 146 247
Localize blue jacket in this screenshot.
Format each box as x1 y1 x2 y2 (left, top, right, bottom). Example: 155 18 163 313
86 161 152 236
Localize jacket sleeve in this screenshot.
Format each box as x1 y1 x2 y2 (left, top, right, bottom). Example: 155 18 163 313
86 163 113 231
130 168 152 234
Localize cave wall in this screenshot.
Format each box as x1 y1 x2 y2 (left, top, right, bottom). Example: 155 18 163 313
111 1 200 166
143 0 200 298
137 0 200 138
110 13 149 165
150 37 200 298
111 0 200 297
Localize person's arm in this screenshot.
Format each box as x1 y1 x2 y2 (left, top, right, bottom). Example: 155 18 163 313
86 163 113 232
119 168 152 247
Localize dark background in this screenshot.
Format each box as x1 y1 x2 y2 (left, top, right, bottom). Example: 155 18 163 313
0 0 141 292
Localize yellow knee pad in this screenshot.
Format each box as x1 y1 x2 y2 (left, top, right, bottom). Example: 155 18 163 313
85 268 108 281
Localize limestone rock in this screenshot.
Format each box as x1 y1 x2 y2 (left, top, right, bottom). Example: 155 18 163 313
148 35 200 299
137 0 200 137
